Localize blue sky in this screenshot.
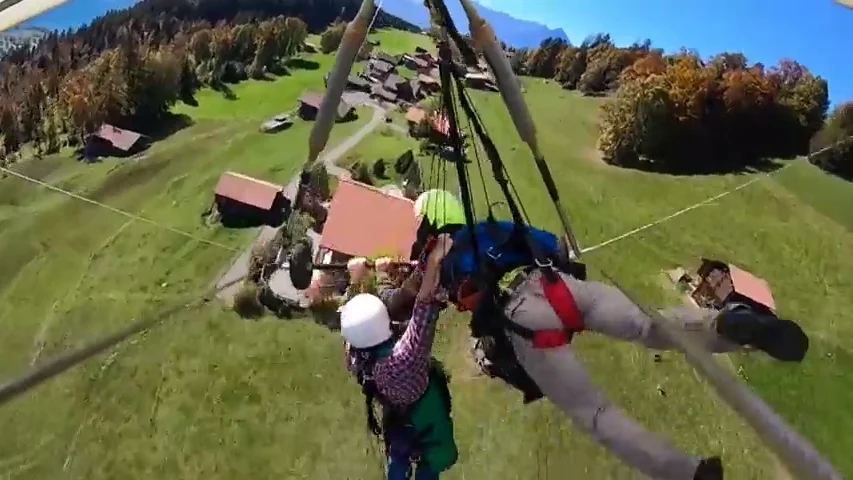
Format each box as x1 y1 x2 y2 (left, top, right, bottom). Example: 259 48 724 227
479 0 853 106
28 0 853 105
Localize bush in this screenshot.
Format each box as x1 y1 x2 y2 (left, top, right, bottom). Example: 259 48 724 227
351 162 374 185
309 163 332 201
394 150 415 174
233 283 265 319
809 102 853 180
320 20 345 54
373 159 387 178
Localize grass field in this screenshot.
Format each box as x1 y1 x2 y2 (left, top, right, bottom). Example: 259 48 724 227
1 29 852 479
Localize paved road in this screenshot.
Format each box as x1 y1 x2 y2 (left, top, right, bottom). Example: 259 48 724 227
214 100 389 304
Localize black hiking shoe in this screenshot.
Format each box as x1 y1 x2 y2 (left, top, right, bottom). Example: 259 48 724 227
694 456 723 480
714 303 809 362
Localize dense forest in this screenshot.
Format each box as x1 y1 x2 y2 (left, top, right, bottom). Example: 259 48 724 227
509 35 839 174
0 0 419 165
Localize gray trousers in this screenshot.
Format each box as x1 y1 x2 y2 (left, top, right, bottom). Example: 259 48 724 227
503 270 738 480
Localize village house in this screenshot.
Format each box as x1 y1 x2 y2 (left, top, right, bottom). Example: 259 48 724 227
84 124 148 159
402 54 432 74
213 171 291 227
309 178 420 298
415 51 436 66
366 59 396 82
371 84 397 104
346 75 371 93
417 74 440 94
691 259 777 314
382 74 420 103
373 51 399 66
298 92 355 122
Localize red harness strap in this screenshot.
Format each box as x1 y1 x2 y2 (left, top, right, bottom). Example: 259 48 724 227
530 272 584 349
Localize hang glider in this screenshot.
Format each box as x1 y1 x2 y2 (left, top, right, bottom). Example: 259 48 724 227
0 0 70 33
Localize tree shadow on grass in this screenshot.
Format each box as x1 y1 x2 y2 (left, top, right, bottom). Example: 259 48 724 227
612 155 788 177
212 81 237 101
286 58 320 71
144 113 195 143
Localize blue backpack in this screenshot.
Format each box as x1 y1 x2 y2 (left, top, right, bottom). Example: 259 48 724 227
439 220 561 289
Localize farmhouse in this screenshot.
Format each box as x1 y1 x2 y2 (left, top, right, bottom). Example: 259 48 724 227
371 84 397 103
373 51 399 66
213 172 290 227
402 54 432 74
84 124 148 158
317 177 419 264
298 92 355 121
366 58 396 81
417 74 440 93
346 75 371 92
691 259 777 314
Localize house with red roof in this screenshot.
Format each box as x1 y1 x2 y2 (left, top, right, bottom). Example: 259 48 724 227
691 258 777 314
213 171 290 227
317 177 419 264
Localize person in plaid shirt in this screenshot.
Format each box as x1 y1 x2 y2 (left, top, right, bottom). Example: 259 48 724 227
339 235 458 480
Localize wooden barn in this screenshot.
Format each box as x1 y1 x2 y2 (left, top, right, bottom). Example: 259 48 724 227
84 124 148 159
298 92 355 122
213 172 290 227
417 74 440 94
346 75 371 93
691 259 777 314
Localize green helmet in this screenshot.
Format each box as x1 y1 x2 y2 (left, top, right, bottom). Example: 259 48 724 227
414 189 466 229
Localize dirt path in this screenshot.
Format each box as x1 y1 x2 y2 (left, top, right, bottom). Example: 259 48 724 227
213 103 387 303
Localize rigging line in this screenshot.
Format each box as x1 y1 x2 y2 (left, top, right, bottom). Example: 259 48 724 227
460 87 531 224
0 165 239 253
580 168 786 254
0 273 248 408
465 111 493 217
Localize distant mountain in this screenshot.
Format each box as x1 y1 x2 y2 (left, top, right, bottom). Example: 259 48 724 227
0 26 49 56
379 0 568 48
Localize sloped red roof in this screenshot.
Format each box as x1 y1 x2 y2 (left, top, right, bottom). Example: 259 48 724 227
418 74 438 85
93 124 142 151
320 178 418 259
406 107 426 123
728 264 777 312
214 172 282 210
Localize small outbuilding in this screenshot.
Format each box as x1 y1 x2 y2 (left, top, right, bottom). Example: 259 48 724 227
214 172 291 227
298 92 355 122
84 124 149 159
691 259 776 314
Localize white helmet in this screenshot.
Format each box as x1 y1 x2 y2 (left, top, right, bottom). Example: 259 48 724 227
339 294 393 349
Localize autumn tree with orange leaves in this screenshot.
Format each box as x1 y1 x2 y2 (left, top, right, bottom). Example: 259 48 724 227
599 51 829 173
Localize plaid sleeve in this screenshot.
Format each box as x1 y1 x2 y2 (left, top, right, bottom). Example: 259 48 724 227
373 300 440 405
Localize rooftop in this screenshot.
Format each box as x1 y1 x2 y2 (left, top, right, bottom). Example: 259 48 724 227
214 171 282 210
406 107 426 123
320 178 419 259
91 124 143 151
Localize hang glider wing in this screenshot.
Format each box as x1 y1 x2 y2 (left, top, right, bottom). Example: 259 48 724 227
0 0 70 33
